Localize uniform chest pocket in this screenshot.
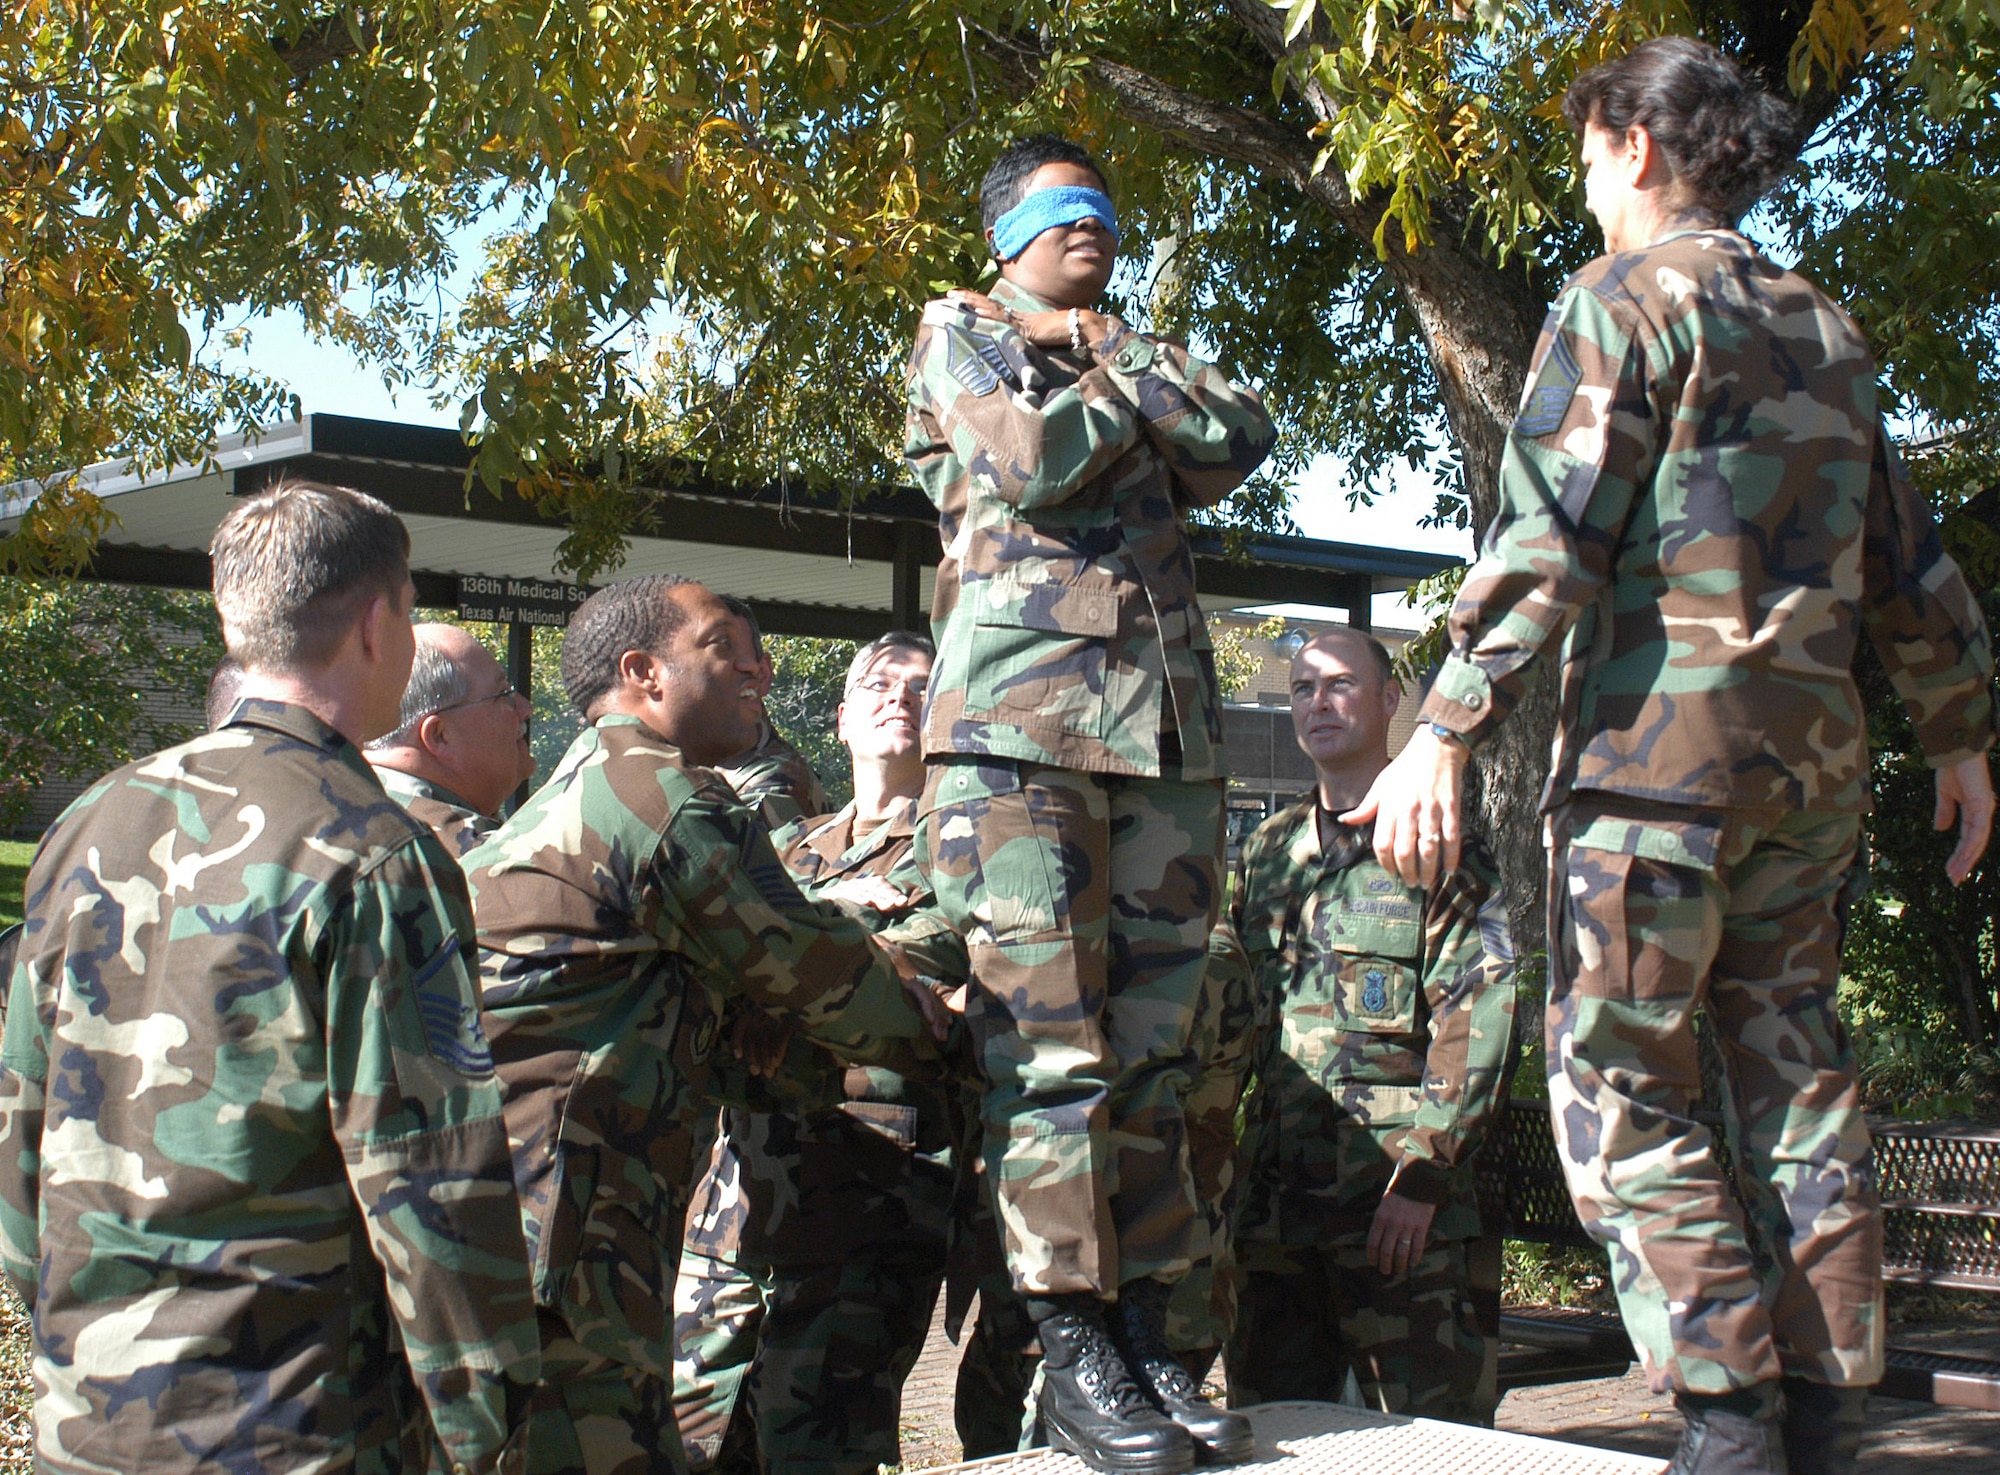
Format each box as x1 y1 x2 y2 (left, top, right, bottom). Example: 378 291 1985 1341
1314 908 1422 1035
969 572 1122 720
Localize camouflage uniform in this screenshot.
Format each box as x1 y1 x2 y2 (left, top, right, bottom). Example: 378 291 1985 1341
715 721 830 833
671 797 963 1475
1421 229 1997 1399
374 761 498 857
906 277 1276 1297
672 717 835 1474
1224 801 1517 1422
1164 923 1259 1373
461 716 929 1475
0 700 539 1475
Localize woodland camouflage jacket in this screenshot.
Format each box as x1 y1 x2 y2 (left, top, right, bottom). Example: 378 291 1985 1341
1423 229 1996 815
0 702 538 1475
1232 799 1517 1246
373 762 497 859
462 716 926 1378
905 277 1276 779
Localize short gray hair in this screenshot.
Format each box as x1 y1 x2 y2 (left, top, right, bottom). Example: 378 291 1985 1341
365 630 470 750
845 630 934 690
210 479 410 673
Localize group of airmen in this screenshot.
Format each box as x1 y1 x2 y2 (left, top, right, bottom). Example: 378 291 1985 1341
2 34 1996 1475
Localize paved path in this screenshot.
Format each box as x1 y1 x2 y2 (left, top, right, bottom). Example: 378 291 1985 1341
894 1301 2000 1474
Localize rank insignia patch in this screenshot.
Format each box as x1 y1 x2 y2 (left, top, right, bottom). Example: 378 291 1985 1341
948 334 1014 397
411 937 496 1077
1514 333 1583 439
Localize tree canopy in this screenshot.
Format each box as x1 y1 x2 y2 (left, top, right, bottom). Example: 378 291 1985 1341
10 1 1997 568
6 0 1997 1006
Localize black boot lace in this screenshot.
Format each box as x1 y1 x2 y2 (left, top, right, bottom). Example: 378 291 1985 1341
1068 1315 1162 1420
1118 1298 1205 1404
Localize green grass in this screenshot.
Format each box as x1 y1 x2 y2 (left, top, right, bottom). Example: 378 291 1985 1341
0 840 31 929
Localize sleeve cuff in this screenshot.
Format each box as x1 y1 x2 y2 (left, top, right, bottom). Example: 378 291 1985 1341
1386 1156 1455 1205
1418 657 1499 750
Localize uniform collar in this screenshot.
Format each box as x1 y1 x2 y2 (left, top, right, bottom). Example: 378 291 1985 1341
796 796 917 869
1278 794 1372 876
224 697 352 754
991 278 1056 315
372 762 480 816
719 717 779 771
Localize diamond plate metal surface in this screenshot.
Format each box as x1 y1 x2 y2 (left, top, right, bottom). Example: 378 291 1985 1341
935 1402 1666 1474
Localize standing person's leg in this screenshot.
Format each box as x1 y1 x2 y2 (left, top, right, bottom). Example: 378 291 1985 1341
747 1259 946 1475
1223 1243 1346 1406
1330 1238 1486 1423
919 758 1192 1473
921 758 1118 1294
1705 809 1877 1473
1101 775 1223 1286
1544 802 1790 1470
1101 776 1250 1462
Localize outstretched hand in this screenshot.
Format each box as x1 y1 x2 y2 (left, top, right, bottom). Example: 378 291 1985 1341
901 975 954 1041
1341 725 1471 889
1935 752 1995 885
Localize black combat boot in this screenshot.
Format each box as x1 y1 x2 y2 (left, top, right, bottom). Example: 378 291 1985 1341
1668 1388 1789 1475
1113 1279 1256 1465
1779 1377 1868 1475
1029 1295 1195 1475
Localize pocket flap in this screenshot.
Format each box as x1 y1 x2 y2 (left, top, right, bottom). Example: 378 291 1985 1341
975 573 1121 638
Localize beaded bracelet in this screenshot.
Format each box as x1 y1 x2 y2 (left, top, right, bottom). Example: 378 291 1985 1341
1069 307 1085 354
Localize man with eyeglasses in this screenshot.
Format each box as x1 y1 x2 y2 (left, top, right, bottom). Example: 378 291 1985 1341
673 632 1030 1475
367 623 536 855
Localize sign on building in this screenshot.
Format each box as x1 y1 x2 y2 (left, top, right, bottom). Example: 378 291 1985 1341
457 575 590 627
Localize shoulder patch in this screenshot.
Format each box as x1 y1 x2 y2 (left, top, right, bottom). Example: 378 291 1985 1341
948 333 1015 397
1513 333 1582 439
410 936 496 1077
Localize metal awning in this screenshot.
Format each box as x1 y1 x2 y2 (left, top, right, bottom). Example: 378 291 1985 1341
2 413 1463 637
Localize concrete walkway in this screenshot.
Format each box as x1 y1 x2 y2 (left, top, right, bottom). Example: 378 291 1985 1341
894 1303 2000 1474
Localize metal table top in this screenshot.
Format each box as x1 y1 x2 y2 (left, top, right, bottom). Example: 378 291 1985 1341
931 1400 1666 1474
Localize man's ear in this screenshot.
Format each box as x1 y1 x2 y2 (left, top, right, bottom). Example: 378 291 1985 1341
356 590 394 662
615 647 658 695
1382 680 1403 721
416 710 450 757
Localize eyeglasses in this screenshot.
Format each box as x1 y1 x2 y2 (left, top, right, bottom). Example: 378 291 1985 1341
434 683 523 715
851 674 928 699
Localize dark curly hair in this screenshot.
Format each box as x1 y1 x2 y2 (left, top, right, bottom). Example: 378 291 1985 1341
980 134 1109 243
1563 36 1803 225
561 574 697 718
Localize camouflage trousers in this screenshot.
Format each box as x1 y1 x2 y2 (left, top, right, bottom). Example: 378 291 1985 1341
522 1315 686 1475
671 1247 764 1473
1545 800 1882 1398
1224 1236 1487 1422
670 1248 943 1475
918 760 1224 1296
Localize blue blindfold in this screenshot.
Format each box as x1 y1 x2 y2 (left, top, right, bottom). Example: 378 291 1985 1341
990 186 1120 262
